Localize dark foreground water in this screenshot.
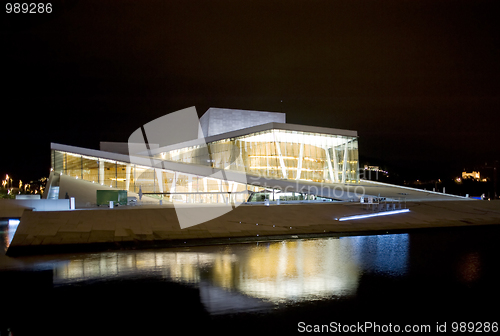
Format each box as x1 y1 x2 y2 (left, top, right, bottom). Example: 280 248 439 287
1 222 499 335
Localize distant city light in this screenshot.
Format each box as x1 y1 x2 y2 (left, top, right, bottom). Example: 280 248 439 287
363 165 388 174
462 171 481 181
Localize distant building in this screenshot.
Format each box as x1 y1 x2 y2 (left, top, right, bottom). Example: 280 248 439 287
362 165 388 180
364 165 379 171
462 171 480 180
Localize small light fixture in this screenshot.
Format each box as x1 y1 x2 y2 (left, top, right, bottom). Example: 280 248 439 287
338 209 410 221
9 219 20 226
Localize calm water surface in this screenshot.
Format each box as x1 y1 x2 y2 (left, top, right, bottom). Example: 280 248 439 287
1 221 499 335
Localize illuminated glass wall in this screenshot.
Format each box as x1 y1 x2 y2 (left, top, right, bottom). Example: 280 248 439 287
159 129 359 183
50 150 260 204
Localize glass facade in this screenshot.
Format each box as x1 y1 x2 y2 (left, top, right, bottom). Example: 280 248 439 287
158 129 359 183
49 128 355 205
51 150 259 204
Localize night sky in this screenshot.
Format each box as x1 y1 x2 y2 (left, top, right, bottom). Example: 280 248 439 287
3 0 499 182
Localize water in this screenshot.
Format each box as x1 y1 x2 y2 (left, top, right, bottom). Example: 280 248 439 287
1 221 499 335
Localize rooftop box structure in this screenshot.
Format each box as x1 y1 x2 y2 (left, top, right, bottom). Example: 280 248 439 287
199 108 286 138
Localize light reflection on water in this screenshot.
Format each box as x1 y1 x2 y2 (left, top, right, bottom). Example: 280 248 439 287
235 239 361 302
50 234 408 307
1 220 20 252
347 234 409 276
1 220 410 314
3 223 498 325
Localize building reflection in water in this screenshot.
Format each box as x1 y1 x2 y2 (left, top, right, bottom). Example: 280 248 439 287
53 234 409 310
236 239 361 302
2 219 20 251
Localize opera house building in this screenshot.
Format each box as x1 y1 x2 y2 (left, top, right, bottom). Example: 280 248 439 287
46 108 360 206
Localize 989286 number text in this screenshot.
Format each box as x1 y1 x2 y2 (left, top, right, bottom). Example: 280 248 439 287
451 322 498 333
6 3 52 13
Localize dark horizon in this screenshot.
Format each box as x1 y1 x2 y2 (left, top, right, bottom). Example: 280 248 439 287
3 0 499 183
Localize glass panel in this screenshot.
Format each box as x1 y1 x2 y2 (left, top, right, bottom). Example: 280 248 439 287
116 162 128 190
82 156 99 183
53 150 64 173
134 166 155 193
103 161 116 188
164 171 175 193
66 153 81 179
